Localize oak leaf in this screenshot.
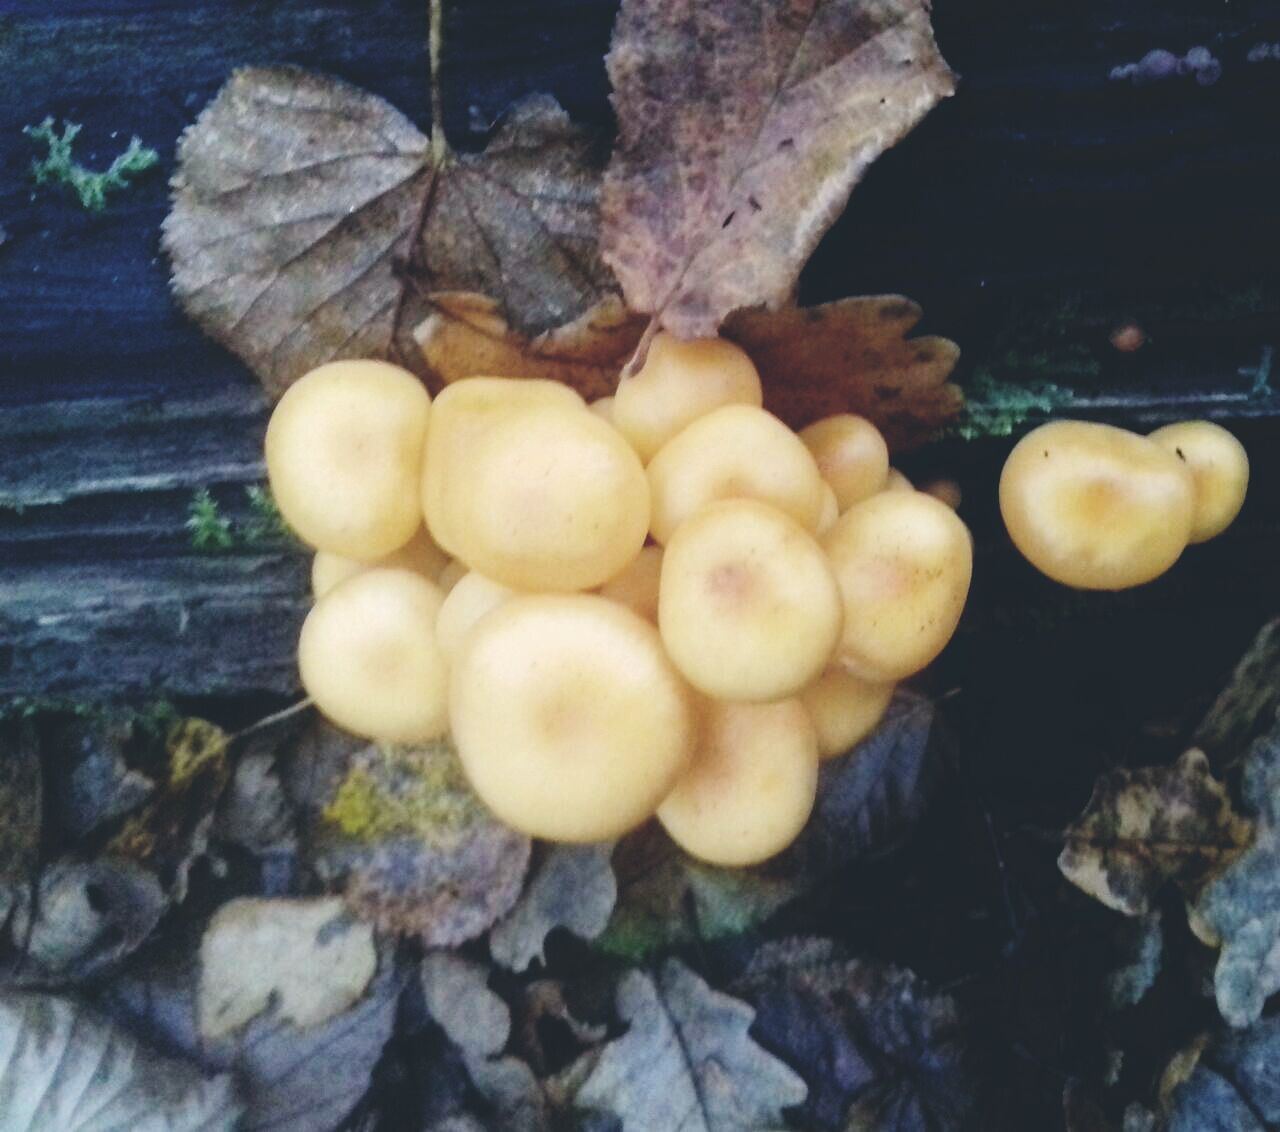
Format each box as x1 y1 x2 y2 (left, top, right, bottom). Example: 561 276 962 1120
414 293 645 401
166 68 610 398
576 959 807 1130
737 939 978 1132
725 296 962 446
603 0 955 338
490 843 618 972
1193 725 1280 1027
1058 749 1252 917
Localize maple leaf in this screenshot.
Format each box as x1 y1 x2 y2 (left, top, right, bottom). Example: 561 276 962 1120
603 0 955 339
165 68 611 398
724 296 962 446
1058 749 1253 917
414 292 646 401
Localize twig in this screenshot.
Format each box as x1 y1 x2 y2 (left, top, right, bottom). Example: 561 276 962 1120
231 697 314 742
430 0 449 165
621 316 660 379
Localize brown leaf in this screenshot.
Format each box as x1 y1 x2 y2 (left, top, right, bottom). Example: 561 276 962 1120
419 95 615 338
165 66 433 398
311 740 531 948
602 0 955 338
166 69 611 398
414 292 645 401
1058 749 1253 917
724 296 962 447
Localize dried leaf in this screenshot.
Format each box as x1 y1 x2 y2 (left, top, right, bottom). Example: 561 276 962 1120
166 68 610 398
576 959 806 1130
106 718 232 899
421 952 549 1132
1105 913 1164 1010
418 95 615 338
1192 618 1280 771
104 953 401 1132
198 897 377 1039
737 938 977 1132
515 981 609 1077
0 724 41 900
599 823 800 960
49 717 154 841
1193 726 1280 1027
213 749 297 858
1163 1016 1280 1131
0 990 242 1131
792 688 941 868
1058 749 1252 917
724 297 962 446
603 0 955 338
311 740 530 947
490 844 618 972
4 859 165 986
415 293 645 401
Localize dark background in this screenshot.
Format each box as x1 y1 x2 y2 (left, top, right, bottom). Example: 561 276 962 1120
2 2 1280 1125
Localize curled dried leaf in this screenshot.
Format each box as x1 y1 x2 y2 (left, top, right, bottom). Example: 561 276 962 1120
414 293 645 400
724 296 962 446
1059 749 1252 917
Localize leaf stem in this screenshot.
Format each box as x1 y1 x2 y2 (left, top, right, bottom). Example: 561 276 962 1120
621 316 660 379
429 0 449 164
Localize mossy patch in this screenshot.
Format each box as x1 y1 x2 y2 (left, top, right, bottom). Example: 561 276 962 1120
25 118 159 210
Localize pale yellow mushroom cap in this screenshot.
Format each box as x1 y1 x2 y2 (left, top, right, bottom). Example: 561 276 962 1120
298 568 449 743
1149 421 1248 543
266 360 431 559
657 698 819 867
449 594 697 842
659 499 842 702
800 414 890 511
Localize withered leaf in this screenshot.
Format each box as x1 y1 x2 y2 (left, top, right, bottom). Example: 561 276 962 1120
737 939 977 1132
105 953 401 1132
1193 725 1280 1028
415 293 645 401
310 740 530 948
1162 1017 1280 1131
490 844 618 972
1105 913 1164 1011
198 897 376 1039
167 69 610 398
4 859 165 986
1192 617 1280 771
603 0 955 338
0 990 244 1131
1058 749 1252 917
598 823 800 960
724 296 962 446
420 952 549 1132
576 959 807 1131
0 723 41 901
418 95 615 339
106 718 231 901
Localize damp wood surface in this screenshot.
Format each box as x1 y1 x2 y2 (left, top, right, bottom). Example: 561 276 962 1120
1 0 1278 700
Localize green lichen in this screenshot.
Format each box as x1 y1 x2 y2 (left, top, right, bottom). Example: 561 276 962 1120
949 293 1095 440
186 488 234 552
324 742 481 842
25 118 159 211
241 484 297 546
950 373 1077 441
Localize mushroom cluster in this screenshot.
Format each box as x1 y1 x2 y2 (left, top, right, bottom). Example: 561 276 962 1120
265 340 974 865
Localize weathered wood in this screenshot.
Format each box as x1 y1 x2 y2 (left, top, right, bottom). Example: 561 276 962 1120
1 0 1278 699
